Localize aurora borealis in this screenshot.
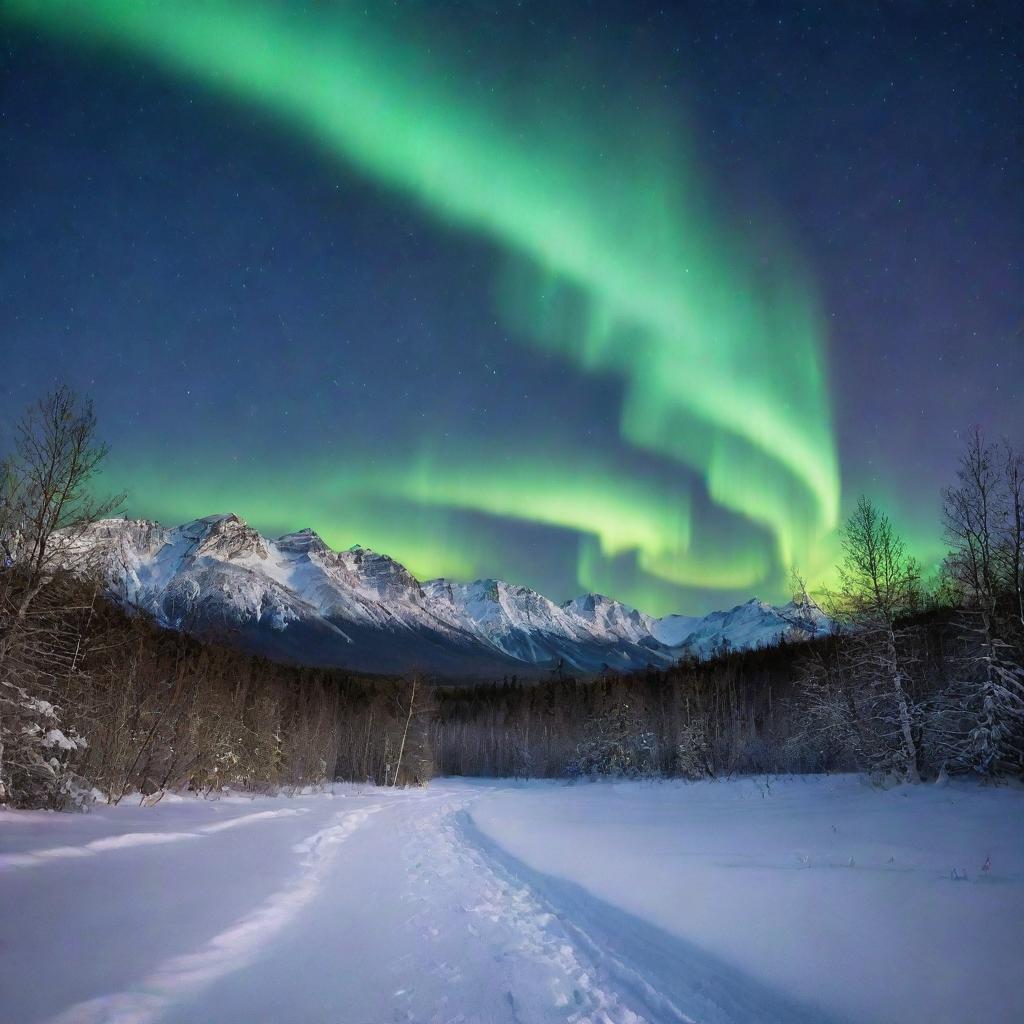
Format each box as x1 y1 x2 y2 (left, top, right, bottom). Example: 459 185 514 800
2 2 1020 614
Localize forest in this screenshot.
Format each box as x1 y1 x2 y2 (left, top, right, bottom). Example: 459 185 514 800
1 387 1022 809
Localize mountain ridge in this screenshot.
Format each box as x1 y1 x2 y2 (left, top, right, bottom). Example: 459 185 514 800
74 514 830 678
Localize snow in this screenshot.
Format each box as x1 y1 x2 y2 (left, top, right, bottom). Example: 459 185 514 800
1 777 1020 1024
471 776 1024 1024
649 612 702 647
40 728 81 751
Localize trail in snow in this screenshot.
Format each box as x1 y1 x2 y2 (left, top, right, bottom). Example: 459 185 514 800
0 786 691 1024
395 790 654 1024
457 810 831 1024
151 787 665 1024
2 778 1021 1024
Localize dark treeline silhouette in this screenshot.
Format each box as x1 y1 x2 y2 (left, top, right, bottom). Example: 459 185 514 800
1 388 1021 808
432 614 967 780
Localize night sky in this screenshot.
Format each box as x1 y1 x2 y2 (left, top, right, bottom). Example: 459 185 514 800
2 1 1020 615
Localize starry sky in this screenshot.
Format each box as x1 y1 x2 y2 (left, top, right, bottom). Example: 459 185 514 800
2 1 1020 615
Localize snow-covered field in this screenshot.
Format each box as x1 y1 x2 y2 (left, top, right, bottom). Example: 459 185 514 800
1 776 1020 1024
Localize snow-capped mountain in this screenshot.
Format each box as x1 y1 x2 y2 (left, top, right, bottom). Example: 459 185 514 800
76 514 830 677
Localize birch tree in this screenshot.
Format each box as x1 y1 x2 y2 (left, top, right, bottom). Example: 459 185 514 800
831 496 923 781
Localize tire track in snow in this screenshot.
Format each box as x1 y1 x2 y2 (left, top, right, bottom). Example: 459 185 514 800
42 804 381 1024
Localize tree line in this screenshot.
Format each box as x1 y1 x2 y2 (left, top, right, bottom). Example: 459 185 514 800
1 387 1021 808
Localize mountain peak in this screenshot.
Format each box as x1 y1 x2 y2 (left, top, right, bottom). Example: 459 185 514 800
193 512 244 527
186 513 269 561
276 527 329 555
339 544 423 598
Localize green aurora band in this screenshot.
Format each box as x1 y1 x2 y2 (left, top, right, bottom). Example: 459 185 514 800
8 0 844 612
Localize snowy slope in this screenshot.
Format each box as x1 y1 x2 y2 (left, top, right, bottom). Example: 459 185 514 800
77 515 830 676
1 778 1020 1024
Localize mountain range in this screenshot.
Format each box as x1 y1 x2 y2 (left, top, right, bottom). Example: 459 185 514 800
75 514 830 678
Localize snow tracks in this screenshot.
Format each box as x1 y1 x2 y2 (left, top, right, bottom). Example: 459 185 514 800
2 783 836 1023
397 790 657 1024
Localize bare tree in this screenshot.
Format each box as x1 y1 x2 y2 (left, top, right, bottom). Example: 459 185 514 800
0 387 122 655
1000 440 1024 632
942 428 1002 622
390 675 417 786
829 496 922 782
389 676 434 786
0 387 121 804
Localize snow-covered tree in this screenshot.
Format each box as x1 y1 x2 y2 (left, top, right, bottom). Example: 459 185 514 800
932 431 1024 776
0 678 90 808
674 713 714 779
928 613 1024 776
571 698 658 778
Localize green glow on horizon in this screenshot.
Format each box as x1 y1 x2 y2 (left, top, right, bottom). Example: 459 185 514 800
10 0 844 610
